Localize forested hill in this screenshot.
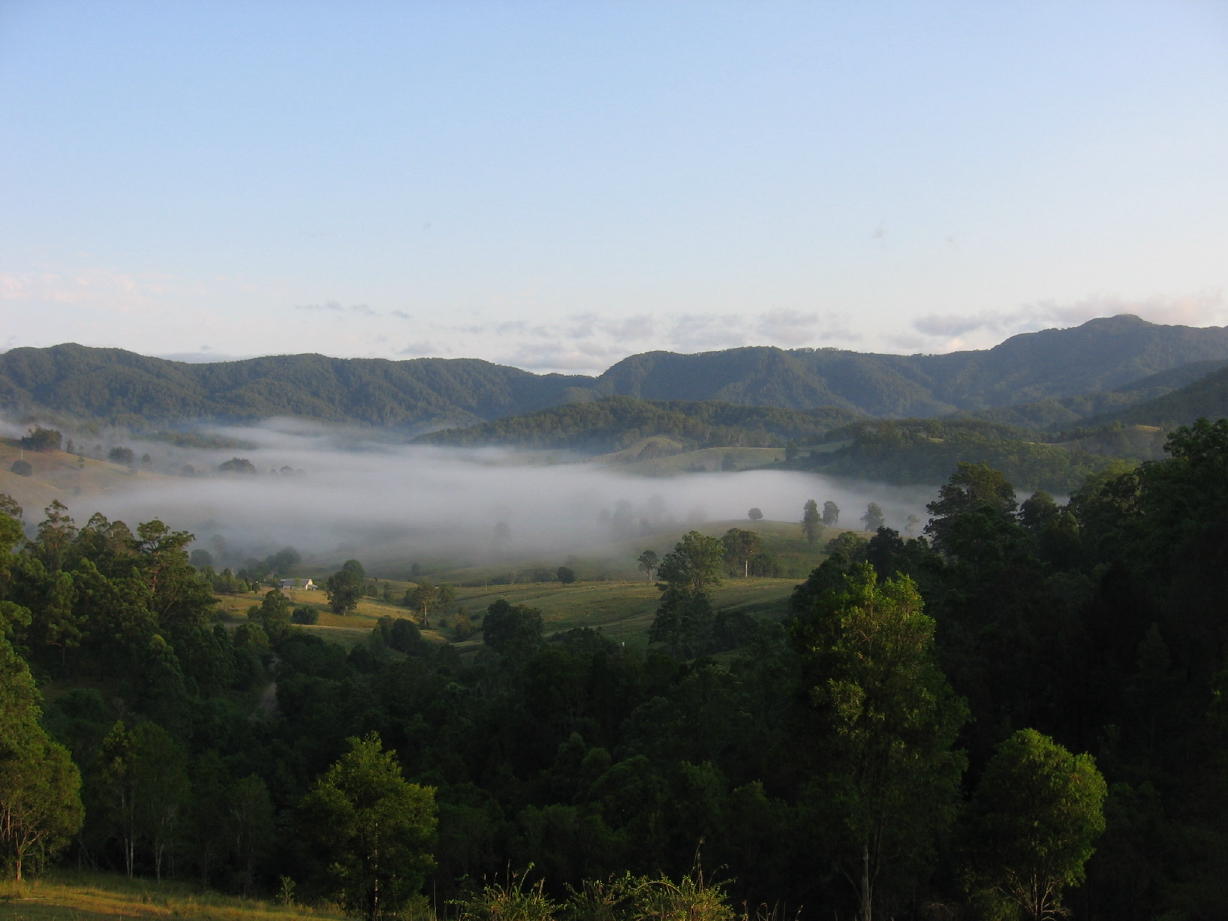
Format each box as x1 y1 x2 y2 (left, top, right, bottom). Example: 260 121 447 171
0 343 591 429
5 315 1228 428
1085 362 1228 429
594 315 1228 415
414 396 861 453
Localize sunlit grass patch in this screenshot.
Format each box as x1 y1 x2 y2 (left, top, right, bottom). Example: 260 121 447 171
0 870 345 921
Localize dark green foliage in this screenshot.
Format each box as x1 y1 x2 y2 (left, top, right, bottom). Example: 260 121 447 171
218 457 257 474
292 605 319 625
9 317 1228 431
808 418 1114 492
720 528 761 578
963 729 1107 921
656 532 724 596
801 499 822 545
298 733 436 921
417 395 859 453
9 459 32 476
20 426 62 452
1 421 1227 916
326 560 366 615
482 600 544 657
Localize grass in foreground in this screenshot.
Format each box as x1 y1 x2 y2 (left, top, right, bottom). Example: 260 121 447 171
0 871 343 921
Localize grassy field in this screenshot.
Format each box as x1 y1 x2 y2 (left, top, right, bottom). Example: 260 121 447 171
217 572 799 650
0 871 342 921
0 438 164 518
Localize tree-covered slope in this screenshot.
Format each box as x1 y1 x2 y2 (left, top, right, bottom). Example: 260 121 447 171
1082 362 1228 429
415 396 861 453
5 316 1228 429
594 316 1228 415
0 344 589 429
804 418 1115 493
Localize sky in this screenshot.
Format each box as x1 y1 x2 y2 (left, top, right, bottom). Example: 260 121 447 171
2 0 1227 375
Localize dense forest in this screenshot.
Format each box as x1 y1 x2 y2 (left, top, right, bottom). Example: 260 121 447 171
4 419 1228 920
415 397 860 454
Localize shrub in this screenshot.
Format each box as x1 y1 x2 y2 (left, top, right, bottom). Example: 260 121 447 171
292 606 319 625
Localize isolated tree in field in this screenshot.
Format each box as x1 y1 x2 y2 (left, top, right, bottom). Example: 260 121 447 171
405 580 438 625
557 566 577 584
436 583 456 613
9 460 32 477
637 550 659 583
822 500 840 526
299 733 436 921
108 446 135 466
791 564 967 921
963 728 1107 921
747 507 764 521
657 531 724 595
218 457 257 474
802 499 822 544
326 560 366 615
721 527 762 578
861 502 885 532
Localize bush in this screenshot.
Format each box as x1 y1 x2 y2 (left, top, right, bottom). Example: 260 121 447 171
10 459 32 477
292 606 319 625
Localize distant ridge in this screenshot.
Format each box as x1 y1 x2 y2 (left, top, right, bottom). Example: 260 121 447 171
4 316 1228 429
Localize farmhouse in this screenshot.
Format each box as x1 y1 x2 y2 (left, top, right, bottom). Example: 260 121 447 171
279 578 316 591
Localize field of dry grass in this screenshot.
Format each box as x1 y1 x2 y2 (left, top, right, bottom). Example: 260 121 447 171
0 872 343 921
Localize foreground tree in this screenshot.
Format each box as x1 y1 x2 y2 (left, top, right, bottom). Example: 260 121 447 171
299 733 437 921
792 564 967 921
0 625 84 881
963 729 1107 921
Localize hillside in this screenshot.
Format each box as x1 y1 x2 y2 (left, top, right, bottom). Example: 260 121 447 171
0 343 589 430
5 316 1228 430
414 396 861 453
1083 362 1228 429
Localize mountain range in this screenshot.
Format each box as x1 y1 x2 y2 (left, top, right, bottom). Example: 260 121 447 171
3 314 1228 432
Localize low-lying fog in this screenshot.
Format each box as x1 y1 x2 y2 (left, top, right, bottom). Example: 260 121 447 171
23 419 939 575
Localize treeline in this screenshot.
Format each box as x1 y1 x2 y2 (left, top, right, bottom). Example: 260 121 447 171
415 396 859 453
3 420 1228 919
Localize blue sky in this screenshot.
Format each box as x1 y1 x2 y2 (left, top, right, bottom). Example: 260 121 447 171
3 0 1226 374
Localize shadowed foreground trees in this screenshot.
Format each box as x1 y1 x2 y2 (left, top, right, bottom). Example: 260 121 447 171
299 733 436 921
963 729 1107 921
0 609 83 881
791 564 967 921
